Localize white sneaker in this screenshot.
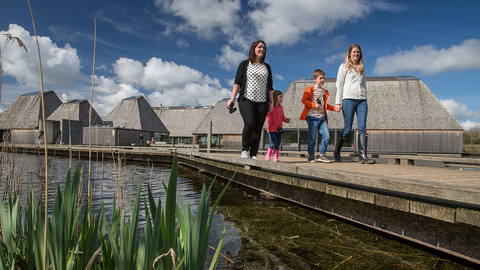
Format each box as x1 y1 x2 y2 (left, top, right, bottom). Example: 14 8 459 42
251 156 258 160
241 150 249 158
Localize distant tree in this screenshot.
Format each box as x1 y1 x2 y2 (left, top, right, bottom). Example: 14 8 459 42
0 33 28 102
464 126 480 145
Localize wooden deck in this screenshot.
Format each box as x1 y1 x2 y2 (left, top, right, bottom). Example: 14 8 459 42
5 144 480 265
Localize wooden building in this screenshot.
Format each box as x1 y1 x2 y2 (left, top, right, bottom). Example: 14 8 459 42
86 96 169 146
193 99 243 149
0 90 62 144
154 106 212 145
46 99 103 144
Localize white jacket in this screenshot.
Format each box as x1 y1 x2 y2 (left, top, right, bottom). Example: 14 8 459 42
335 63 367 105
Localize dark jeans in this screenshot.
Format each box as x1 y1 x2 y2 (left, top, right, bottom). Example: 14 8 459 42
239 99 269 156
341 99 368 137
268 132 282 150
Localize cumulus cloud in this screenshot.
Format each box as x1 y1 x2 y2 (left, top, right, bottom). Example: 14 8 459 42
155 0 403 47
109 56 231 110
215 45 246 71
373 39 480 76
440 99 480 120
325 52 345 64
248 0 372 45
155 0 241 38
113 58 144 85
0 24 82 87
460 120 480 131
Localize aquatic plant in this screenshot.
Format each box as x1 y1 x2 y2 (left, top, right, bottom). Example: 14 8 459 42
0 152 230 269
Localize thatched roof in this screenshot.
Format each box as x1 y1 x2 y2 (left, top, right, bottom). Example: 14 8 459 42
282 76 462 131
154 106 212 137
0 90 62 130
193 99 243 135
47 100 103 127
104 96 169 134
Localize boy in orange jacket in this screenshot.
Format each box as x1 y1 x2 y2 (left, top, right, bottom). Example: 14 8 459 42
300 69 335 162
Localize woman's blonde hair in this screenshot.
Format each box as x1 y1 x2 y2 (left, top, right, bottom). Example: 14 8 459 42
273 90 283 105
344 44 365 74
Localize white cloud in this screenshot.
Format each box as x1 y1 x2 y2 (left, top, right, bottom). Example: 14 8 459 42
373 39 480 76
155 0 241 38
325 52 345 64
215 45 246 71
460 120 480 131
440 99 480 120
60 92 86 102
0 24 82 87
155 0 403 47
248 0 372 45
107 56 231 112
275 74 284 80
113 58 144 85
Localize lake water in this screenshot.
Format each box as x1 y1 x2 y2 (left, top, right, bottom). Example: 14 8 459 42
0 152 472 269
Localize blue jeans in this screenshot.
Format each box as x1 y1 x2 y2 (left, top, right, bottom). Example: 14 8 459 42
268 132 282 150
307 116 329 156
341 99 367 137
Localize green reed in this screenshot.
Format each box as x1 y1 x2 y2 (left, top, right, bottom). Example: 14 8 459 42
0 152 230 269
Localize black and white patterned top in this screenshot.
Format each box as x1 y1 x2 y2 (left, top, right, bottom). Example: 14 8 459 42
244 62 268 102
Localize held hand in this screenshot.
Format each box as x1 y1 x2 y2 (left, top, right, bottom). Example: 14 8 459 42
268 104 274 113
314 104 321 109
334 104 342 112
286 118 290 123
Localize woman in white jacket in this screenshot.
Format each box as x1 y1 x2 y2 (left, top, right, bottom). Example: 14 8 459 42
334 44 375 164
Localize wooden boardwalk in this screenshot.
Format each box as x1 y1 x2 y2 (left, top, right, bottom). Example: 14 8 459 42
220 152 480 186
5 144 480 264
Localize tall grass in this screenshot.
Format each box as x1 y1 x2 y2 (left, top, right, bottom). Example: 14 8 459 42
0 152 230 269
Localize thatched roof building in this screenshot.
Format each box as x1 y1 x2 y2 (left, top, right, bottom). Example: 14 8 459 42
154 106 212 143
0 90 62 130
104 96 169 134
192 76 462 154
47 99 103 127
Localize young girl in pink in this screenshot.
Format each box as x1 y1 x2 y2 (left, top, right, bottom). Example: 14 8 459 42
266 90 290 162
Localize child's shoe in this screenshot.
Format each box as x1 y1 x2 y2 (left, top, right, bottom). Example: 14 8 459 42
317 154 332 163
265 147 273 161
273 150 280 162
241 150 249 158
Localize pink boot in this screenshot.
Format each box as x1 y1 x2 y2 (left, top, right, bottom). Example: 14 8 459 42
265 147 273 161
273 150 280 162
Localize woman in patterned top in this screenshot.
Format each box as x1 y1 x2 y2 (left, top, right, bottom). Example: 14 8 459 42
227 40 274 159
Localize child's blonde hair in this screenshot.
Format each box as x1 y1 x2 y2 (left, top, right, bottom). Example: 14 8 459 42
273 90 283 105
313 69 325 80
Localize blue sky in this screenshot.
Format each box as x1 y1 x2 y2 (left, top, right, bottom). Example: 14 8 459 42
1 0 479 130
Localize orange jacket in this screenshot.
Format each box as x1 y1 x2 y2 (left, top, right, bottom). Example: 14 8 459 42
299 86 335 124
